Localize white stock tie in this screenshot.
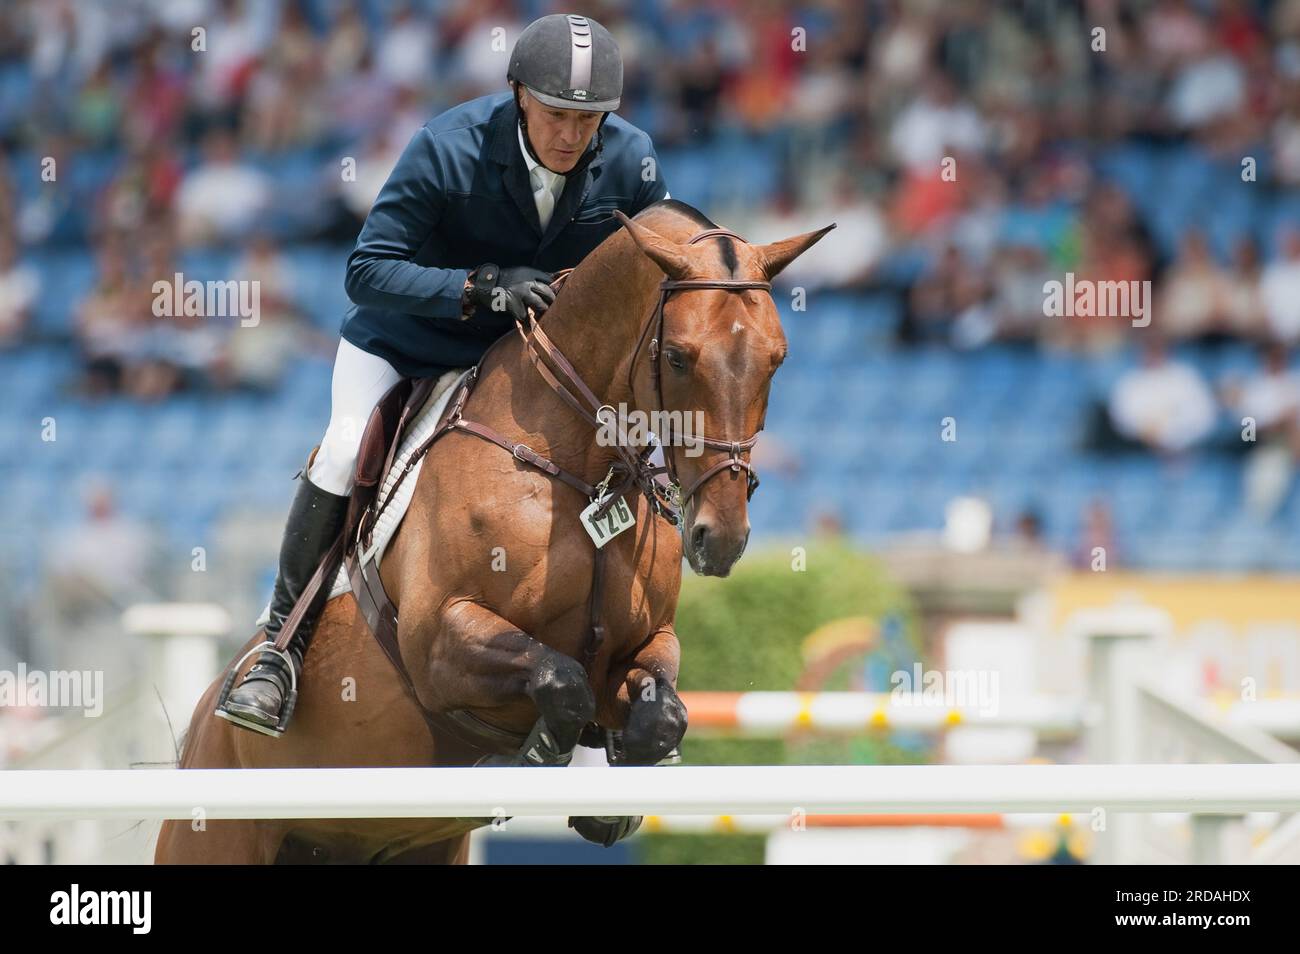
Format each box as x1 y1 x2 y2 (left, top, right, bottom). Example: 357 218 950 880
530 166 562 232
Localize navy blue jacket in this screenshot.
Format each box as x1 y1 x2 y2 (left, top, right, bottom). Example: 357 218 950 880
340 91 669 378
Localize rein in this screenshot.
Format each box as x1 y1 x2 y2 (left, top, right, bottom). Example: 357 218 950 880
368 225 773 681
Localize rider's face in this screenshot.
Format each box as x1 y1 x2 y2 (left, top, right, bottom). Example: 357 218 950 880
518 88 603 174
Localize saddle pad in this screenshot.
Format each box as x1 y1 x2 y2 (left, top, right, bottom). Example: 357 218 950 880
255 368 470 628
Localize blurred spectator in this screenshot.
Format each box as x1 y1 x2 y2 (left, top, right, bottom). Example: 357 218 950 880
74 231 209 399
751 433 801 480
727 3 802 133
444 2 525 99
75 239 142 396
946 160 1008 267
1225 344 1300 517
989 244 1054 341
904 243 988 345
72 63 122 147
1143 0 1210 65
191 0 270 118
1107 339 1217 454
96 140 183 236
42 479 154 624
244 1 327 152
811 509 846 540
1157 231 1233 340
1223 237 1268 337
1074 499 1119 570
119 32 188 148
375 3 436 90
0 232 38 346
140 228 220 395
889 71 986 171
1051 185 1155 353
1007 508 1048 554
38 479 157 674
175 128 271 246
339 125 404 222
669 38 726 144
1226 343 1300 434
1168 40 1247 130
222 233 321 390
1260 229 1300 343
322 5 368 82
744 175 885 291
324 46 399 145
872 6 931 93
1271 97 1300 186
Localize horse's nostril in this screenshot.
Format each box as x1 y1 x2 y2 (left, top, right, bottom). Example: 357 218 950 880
691 523 709 553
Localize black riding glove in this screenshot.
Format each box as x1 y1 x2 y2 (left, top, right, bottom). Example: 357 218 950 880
465 264 556 322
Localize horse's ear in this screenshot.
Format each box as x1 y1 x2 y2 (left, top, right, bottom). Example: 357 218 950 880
614 210 694 280
753 223 837 281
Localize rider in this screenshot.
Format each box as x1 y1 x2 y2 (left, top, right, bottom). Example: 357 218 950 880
218 13 669 737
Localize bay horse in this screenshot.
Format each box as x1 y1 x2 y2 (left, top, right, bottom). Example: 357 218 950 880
155 200 833 864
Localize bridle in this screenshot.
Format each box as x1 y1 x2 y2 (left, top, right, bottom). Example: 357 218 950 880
625 227 772 509
516 226 773 525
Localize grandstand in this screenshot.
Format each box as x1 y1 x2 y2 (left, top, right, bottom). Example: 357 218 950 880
0 4 1297 658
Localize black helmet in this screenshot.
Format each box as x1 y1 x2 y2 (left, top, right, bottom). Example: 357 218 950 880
508 13 622 112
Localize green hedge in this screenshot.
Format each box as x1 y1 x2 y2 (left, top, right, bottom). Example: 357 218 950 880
635 536 923 865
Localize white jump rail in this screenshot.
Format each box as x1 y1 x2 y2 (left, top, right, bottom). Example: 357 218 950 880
3 764 1300 821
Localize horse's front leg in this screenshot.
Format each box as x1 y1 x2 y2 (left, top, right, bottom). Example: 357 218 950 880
604 627 687 766
420 598 595 765
561 628 687 848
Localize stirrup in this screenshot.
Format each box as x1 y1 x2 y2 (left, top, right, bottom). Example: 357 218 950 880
214 641 300 738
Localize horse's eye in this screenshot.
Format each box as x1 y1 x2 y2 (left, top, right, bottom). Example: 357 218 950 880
664 349 687 371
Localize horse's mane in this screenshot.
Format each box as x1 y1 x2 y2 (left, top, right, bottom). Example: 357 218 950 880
640 198 719 232
549 198 736 314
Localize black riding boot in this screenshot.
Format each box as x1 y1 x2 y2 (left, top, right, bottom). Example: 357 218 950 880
218 473 349 737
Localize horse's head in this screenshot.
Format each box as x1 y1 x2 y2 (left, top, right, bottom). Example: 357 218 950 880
615 209 834 577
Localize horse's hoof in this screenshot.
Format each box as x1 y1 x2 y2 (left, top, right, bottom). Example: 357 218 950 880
568 814 643 847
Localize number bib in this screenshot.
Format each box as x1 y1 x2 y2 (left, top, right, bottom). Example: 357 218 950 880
580 494 636 548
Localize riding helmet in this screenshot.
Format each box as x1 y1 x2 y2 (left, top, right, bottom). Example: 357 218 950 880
508 13 623 112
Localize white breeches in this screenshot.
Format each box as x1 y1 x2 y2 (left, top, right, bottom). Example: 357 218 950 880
307 338 404 496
